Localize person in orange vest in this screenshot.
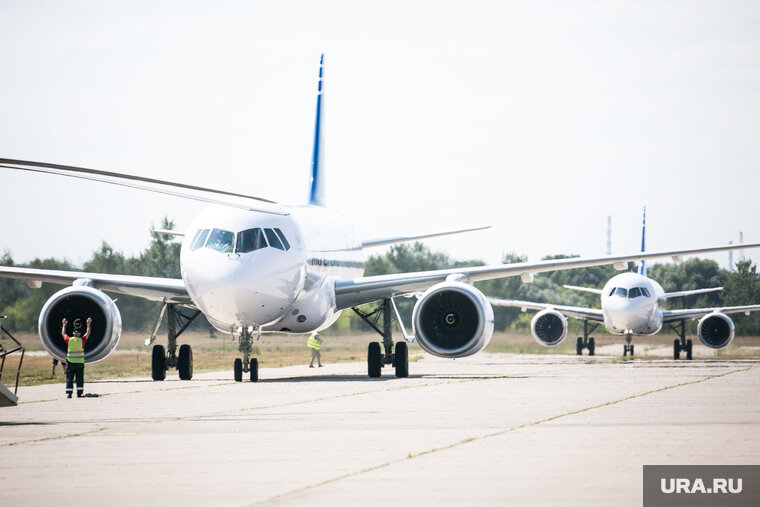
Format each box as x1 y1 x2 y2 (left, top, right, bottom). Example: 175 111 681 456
307 331 323 368
61 317 91 398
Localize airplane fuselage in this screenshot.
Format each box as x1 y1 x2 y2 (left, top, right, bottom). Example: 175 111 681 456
600 272 665 335
180 204 364 334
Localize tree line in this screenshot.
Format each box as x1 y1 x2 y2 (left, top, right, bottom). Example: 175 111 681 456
2 221 759 336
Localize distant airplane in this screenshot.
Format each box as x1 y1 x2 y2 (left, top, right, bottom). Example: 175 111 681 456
492 208 760 359
1 58 759 381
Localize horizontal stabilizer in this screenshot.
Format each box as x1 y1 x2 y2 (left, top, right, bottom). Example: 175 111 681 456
152 229 185 238
663 287 722 299
563 285 603 295
361 226 490 249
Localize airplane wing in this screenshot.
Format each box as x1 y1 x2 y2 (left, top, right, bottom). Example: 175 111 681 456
0 266 191 304
488 298 605 321
334 242 760 310
662 305 760 322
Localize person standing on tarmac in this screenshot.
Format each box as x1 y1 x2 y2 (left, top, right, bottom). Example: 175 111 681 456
307 331 323 368
61 317 91 398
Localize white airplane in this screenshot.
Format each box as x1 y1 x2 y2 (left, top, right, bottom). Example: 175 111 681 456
492 209 760 359
1 57 759 381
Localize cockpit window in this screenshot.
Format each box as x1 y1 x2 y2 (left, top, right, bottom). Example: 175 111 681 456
641 287 650 297
191 229 210 251
265 228 284 250
614 287 628 298
205 228 234 253
629 287 642 298
608 287 616 297
274 228 290 250
236 228 267 253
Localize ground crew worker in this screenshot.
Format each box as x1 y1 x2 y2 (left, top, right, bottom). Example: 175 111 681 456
307 331 323 368
62 317 91 398
51 357 66 377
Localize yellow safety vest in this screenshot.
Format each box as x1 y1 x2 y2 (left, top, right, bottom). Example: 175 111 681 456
307 333 321 350
67 336 85 364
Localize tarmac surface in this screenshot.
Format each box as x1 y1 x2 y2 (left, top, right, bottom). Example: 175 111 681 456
2 353 759 506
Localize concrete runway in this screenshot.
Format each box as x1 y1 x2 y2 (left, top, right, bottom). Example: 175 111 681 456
2 353 759 506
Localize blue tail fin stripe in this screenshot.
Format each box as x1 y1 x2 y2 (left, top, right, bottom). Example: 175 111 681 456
309 54 325 206
639 206 647 275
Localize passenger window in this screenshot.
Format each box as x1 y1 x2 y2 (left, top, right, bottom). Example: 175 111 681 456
265 228 284 250
236 228 268 253
274 228 290 250
629 287 641 298
615 287 628 298
191 229 210 251
205 228 235 253
641 287 651 298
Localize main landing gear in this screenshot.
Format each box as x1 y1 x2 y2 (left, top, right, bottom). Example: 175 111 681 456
233 326 260 382
575 321 598 356
669 321 693 360
352 298 409 378
147 303 201 381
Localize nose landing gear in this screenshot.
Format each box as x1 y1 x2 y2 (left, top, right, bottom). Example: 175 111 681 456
234 326 260 382
622 333 634 357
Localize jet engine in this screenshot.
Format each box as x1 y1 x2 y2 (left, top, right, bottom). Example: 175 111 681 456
530 309 567 346
697 312 734 349
412 281 494 358
38 286 122 362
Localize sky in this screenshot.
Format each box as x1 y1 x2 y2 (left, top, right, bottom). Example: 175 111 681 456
1 1 759 273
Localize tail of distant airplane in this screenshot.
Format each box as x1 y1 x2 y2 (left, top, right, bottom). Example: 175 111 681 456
639 206 647 276
308 54 326 207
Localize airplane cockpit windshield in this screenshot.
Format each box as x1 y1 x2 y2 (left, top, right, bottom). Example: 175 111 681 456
608 286 651 299
190 227 291 254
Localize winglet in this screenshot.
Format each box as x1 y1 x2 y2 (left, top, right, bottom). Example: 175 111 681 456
639 206 647 276
309 54 326 206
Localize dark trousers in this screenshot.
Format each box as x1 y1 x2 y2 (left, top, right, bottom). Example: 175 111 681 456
66 362 84 396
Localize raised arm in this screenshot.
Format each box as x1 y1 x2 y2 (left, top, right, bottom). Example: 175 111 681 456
61 318 68 341
83 317 92 341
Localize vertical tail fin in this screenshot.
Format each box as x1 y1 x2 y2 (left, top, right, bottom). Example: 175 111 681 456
639 206 647 275
308 54 326 206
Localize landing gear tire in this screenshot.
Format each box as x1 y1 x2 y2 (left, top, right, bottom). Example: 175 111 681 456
234 358 243 382
368 342 382 378
178 344 193 380
588 337 595 356
576 337 583 355
394 342 409 378
686 339 693 360
250 358 259 382
623 344 628 357
673 339 681 360
629 344 634 356
151 345 166 381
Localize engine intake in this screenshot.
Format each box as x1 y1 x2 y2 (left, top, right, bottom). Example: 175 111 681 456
531 309 568 346
38 286 122 362
412 281 494 358
697 312 734 349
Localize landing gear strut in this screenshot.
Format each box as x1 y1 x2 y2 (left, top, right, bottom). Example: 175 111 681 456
622 334 634 357
575 321 598 356
352 298 409 378
234 326 259 382
669 321 692 360
147 303 201 381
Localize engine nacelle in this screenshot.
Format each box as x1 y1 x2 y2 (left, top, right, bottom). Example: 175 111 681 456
697 312 734 349
530 309 568 346
412 281 494 358
38 286 122 363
